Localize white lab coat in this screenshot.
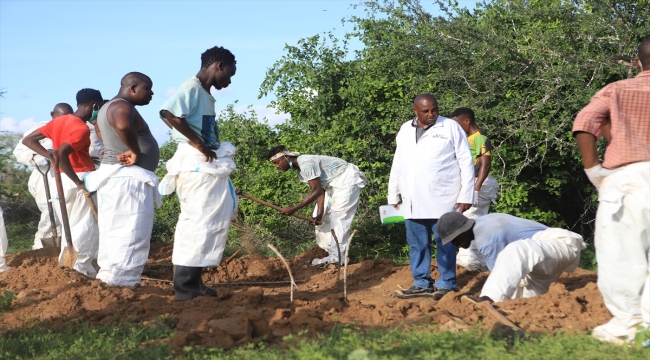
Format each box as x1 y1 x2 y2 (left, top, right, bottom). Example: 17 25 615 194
388 116 475 219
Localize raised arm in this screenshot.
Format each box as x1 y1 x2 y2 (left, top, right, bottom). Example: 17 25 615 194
22 130 49 160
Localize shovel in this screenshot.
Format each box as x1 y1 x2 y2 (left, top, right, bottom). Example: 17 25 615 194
35 161 60 248
48 150 78 268
234 188 321 225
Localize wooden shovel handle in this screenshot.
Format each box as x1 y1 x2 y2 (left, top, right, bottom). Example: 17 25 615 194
478 301 523 331
235 189 320 224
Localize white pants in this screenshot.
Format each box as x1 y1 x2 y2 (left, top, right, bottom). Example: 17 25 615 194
0 206 10 273
313 185 361 257
172 172 235 267
96 177 155 286
458 174 499 271
480 229 584 302
593 161 650 340
56 172 99 277
27 169 61 249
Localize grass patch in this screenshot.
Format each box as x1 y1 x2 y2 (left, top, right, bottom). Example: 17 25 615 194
0 321 646 359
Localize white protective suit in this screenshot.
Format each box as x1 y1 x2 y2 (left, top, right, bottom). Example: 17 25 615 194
387 116 475 218
312 163 366 257
12 121 61 249
480 227 586 302
57 171 99 276
85 164 161 286
159 142 238 267
592 161 650 342
0 206 10 273
457 174 500 271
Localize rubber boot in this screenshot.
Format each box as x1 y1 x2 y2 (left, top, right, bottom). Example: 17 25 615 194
173 265 204 302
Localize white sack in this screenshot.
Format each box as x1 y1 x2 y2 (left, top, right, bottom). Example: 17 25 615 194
160 142 238 267
96 174 156 286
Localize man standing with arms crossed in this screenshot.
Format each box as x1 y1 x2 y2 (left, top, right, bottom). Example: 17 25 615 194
159 46 238 301
389 94 474 299
573 37 650 345
88 72 160 286
22 89 104 276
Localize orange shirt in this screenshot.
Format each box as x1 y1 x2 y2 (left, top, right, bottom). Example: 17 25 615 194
38 114 95 173
573 71 650 169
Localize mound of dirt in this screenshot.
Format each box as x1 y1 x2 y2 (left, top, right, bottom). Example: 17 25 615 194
0 243 610 350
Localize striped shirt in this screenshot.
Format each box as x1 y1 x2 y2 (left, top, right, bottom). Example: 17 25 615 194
573 71 650 169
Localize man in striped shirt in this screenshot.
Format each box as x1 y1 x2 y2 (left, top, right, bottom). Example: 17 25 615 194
572 37 650 345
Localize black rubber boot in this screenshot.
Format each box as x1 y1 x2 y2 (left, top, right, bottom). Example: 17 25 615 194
173 265 204 302
199 281 217 297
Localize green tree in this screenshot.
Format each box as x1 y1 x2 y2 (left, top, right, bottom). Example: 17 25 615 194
258 0 647 261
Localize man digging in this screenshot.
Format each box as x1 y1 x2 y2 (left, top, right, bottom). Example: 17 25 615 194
436 212 586 303
267 146 366 266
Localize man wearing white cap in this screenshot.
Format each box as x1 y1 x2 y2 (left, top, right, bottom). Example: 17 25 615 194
267 145 366 266
437 212 586 303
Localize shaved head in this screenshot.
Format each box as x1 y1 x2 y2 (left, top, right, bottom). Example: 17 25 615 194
638 37 650 69
51 102 73 119
414 93 437 105
121 72 152 88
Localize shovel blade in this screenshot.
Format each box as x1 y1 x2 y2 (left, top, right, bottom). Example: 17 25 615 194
60 246 78 269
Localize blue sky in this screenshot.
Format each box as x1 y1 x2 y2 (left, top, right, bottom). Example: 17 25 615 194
1 0 475 145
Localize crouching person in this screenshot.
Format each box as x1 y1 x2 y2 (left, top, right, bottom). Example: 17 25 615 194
89 72 161 286
437 212 586 302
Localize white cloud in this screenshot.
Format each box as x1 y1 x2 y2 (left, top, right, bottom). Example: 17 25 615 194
0 117 38 134
233 105 290 126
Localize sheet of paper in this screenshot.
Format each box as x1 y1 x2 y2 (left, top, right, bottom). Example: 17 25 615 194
379 204 405 224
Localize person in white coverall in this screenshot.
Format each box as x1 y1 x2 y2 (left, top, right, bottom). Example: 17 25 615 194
572 37 650 345
450 107 499 272
437 212 586 303
22 89 104 276
0 205 11 273
159 46 238 302
12 103 72 249
267 146 366 266
87 72 160 287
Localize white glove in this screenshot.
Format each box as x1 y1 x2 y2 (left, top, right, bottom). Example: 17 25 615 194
32 155 49 167
584 164 616 190
472 191 480 207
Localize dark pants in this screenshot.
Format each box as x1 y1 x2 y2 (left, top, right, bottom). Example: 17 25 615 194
405 218 458 290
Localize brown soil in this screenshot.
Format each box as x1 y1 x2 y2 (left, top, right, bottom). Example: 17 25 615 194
0 243 610 350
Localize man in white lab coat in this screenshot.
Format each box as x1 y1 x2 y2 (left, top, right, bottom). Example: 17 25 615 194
388 93 475 299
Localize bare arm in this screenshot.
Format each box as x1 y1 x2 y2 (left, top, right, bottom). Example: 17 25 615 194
57 142 85 189
475 155 491 191
108 101 141 166
160 109 216 162
94 121 103 142
575 132 600 169
22 130 49 159
281 178 323 216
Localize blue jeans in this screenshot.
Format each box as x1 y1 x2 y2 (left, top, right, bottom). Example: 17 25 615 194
405 219 458 290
